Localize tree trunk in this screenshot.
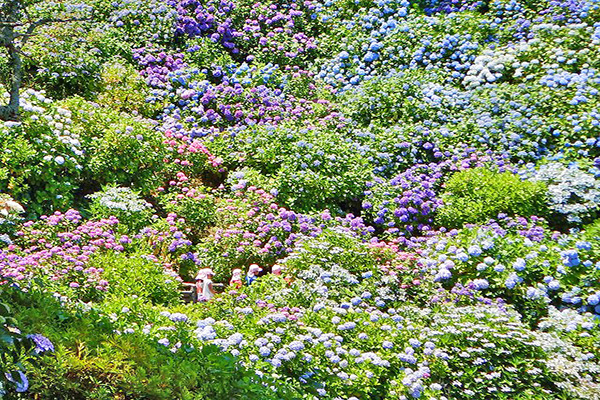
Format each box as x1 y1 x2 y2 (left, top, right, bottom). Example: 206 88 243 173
0 0 22 121
0 44 21 121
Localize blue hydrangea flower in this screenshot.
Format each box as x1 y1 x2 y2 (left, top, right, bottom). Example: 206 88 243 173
472 279 489 290
288 341 305 351
587 294 600 306
5 371 28 393
468 245 482 256
505 273 522 289
513 258 526 271
169 313 189 323
27 334 54 354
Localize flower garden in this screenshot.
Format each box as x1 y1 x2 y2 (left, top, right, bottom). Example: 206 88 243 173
0 0 599 398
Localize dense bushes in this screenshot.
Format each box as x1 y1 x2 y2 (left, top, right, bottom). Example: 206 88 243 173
96 60 166 118
421 215 600 325
0 91 83 215
437 167 549 228
91 252 181 306
525 162 600 226
0 286 49 397
4 288 283 400
0 93 168 216
212 124 371 213
1 0 600 398
64 97 169 196
159 189 218 242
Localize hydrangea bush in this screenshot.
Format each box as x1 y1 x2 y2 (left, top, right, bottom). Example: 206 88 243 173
524 161 600 225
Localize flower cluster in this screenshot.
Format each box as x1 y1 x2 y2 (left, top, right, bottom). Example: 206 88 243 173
417 215 600 318
88 186 153 213
524 162 600 224
1 210 119 292
195 186 373 280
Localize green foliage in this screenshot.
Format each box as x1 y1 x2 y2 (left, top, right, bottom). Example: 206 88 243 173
91 252 181 306
0 95 81 215
284 229 384 277
582 218 600 249
0 92 168 216
341 70 444 127
184 38 237 71
24 23 105 99
63 96 170 197
0 286 46 398
212 124 372 213
0 121 36 202
97 59 165 118
159 189 218 243
3 0 600 397
437 167 549 228
30 338 285 400
9 288 289 400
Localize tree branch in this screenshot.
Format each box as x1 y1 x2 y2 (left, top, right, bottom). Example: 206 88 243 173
13 16 91 45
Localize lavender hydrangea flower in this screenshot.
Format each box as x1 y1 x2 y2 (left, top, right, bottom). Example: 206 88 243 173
27 334 55 354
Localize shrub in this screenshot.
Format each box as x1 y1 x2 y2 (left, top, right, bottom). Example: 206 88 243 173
62 96 170 196
0 92 169 216
213 124 372 213
0 91 83 215
363 162 449 237
0 123 37 213
420 215 600 324
8 290 287 400
90 252 181 306
5 0 600 397
31 341 283 400
437 167 548 228
159 188 218 242
194 187 373 282
340 71 443 127
24 22 105 99
0 286 55 398
525 162 600 226
3 209 125 300
88 186 154 234
182 239 590 400
96 59 165 118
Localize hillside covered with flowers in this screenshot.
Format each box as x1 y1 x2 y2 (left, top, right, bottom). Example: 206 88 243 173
1 0 600 398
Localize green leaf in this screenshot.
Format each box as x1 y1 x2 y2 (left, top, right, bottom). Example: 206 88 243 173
0 303 10 316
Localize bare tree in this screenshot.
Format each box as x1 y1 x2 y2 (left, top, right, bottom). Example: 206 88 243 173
0 0 90 121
